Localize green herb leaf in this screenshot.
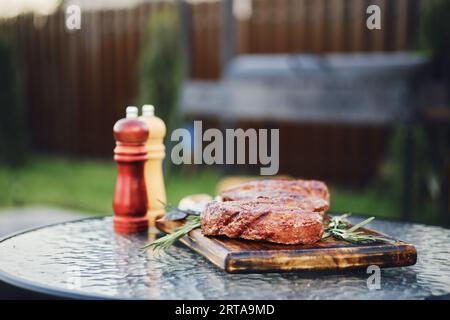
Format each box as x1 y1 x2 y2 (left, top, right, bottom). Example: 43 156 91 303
323 214 395 244
141 215 201 251
347 216 375 233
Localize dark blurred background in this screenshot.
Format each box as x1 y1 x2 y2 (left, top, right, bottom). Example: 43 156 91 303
0 0 449 230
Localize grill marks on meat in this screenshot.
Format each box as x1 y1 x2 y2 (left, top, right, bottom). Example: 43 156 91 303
220 179 330 210
201 200 324 245
221 179 329 200
249 196 329 214
200 179 330 245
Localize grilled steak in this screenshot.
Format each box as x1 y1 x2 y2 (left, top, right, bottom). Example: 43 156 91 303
241 196 329 214
201 200 324 245
220 179 330 204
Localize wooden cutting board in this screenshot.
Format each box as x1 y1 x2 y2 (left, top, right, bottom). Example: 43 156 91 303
155 218 417 273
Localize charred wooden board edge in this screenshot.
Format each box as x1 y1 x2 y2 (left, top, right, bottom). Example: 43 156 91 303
180 232 229 270
155 219 417 274
224 243 417 273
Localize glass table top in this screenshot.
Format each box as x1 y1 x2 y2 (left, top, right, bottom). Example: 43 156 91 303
0 216 449 299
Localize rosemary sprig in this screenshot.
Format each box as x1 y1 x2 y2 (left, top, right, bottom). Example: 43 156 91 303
142 215 201 251
143 209 394 251
323 214 395 244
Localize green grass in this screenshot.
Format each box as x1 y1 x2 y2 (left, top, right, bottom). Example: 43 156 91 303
0 156 116 214
0 155 439 223
331 187 401 220
0 155 222 214
331 186 442 224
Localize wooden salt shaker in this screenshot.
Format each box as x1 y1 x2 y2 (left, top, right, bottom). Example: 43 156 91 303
112 107 149 234
140 104 167 226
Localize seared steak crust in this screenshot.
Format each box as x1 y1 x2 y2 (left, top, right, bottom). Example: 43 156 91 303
220 179 330 204
201 200 324 245
242 196 329 214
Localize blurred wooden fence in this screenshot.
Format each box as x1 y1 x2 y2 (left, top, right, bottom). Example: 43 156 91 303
1 2 171 156
0 0 423 183
192 0 423 78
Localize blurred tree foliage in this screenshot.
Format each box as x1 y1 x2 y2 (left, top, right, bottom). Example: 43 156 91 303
377 125 444 224
417 0 450 223
0 33 28 166
421 0 450 81
136 7 184 133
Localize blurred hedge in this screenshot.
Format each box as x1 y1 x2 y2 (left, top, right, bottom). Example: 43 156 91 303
421 0 450 80
136 7 184 132
0 34 28 166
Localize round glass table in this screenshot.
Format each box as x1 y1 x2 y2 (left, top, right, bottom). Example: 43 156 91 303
0 216 449 299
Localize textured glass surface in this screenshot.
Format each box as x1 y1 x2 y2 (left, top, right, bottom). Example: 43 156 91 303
0 217 449 299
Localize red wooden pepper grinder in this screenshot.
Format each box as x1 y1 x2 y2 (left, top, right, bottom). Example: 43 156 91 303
112 113 149 234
